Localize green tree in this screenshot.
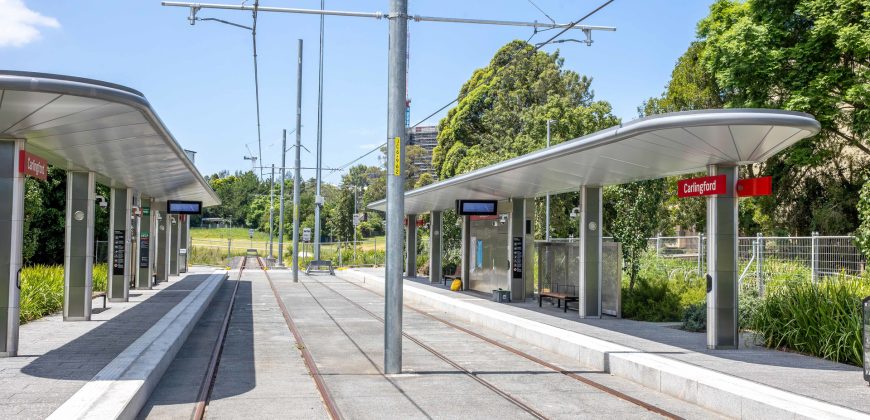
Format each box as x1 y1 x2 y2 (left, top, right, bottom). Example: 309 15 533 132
432 40 619 180
695 0 869 234
857 180 870 258
605 179 667 290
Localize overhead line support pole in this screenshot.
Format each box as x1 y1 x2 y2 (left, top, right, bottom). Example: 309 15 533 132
314 0 325 261
292 39 303 282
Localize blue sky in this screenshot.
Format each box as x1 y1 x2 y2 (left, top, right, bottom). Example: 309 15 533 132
0 0 714 183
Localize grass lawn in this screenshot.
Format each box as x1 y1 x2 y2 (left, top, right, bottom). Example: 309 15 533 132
191 227 282 242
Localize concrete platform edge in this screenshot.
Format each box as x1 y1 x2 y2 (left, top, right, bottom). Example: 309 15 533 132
343 269 869 420
46 270 228 420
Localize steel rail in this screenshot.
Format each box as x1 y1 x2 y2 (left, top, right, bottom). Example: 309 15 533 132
306 278 549 420
329 275 685 420
256 257 342 420
192 256 246 420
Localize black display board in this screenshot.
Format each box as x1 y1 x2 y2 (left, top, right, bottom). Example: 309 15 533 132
112 229 125 275
512 236 523 279
167 200 202 214
140 234 150 268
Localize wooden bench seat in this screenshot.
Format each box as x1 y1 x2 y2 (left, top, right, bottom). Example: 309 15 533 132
538 290 578 313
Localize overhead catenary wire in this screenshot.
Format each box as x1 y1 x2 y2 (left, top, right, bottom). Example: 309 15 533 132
326 0 616 179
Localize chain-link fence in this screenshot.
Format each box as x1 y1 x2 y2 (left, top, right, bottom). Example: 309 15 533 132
647 234 867 295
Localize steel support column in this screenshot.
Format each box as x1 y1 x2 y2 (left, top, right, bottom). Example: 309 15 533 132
108 187 132 302
0 139 24 356
429 211 442 284
154 203 168 283
64 171 95 321
180 215 189 273
137 199 153 289
460 215 471 291
384 0 408 375
405 214 417 277
169 214 179 276
578 186 602 318
509 198 531 301
706 164 739 349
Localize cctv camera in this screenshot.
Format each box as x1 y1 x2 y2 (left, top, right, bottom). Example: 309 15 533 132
95 195 108 209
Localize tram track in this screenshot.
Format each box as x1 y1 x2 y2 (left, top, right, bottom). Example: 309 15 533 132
322 274 685 420
292 273 548 420
192 256 342 420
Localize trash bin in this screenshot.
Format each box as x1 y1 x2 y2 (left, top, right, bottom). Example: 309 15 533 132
863 296 870 385
492 289 511 303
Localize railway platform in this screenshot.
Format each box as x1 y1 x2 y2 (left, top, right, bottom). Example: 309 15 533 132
0 267 224 419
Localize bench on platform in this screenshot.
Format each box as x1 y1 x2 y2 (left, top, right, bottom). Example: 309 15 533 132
92 291 107 309
306 260 335 275
538 284 578 313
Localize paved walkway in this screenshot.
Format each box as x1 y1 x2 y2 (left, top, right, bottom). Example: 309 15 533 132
358 268 869 413
0 268 216 419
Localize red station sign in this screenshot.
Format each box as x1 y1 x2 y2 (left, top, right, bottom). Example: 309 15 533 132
677 175 726 198
736 176 772 197
18 150 48 181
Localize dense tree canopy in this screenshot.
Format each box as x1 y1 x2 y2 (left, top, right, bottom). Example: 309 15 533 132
432 40 619 180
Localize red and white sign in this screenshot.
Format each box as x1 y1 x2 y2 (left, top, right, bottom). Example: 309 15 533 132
18 150 48 181
736 176 772 197
678 175 726 198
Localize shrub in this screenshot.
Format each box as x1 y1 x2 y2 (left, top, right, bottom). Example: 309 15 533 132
622 276 683 321
19 263 107 323
681 301 706 332
749 275 869 366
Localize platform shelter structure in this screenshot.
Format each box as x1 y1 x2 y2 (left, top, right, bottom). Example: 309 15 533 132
370 109 820 350
0 71 220 357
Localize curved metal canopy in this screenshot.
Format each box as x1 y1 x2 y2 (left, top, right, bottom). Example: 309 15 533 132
0 71 220 207
369 109 820 214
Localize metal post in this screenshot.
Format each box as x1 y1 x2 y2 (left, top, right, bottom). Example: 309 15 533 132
405 214 417 277
269 163 275 258
756 232 764 296
811 231 819 283
384 0 408 375
0 139 25 356
354 186 358 264
314 0 325 261
64 171 96 321
137 199 153 289
278 130 286 267
292 39 303 282
545 119 553 241
578 186 602 318
656 236 662 256
108 187 132 302
430 211 442 284
227 238 232 268
706 164 738 349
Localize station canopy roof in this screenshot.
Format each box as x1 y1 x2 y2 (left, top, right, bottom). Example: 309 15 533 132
0 71 220 207
369 109 820 215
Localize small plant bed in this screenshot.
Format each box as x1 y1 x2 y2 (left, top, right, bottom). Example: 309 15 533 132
19 263 107 323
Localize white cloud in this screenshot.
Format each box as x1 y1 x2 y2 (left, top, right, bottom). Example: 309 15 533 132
0 0 59 48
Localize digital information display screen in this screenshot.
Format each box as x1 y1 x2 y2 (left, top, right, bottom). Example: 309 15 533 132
167 200 203 214
456 200 498 216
